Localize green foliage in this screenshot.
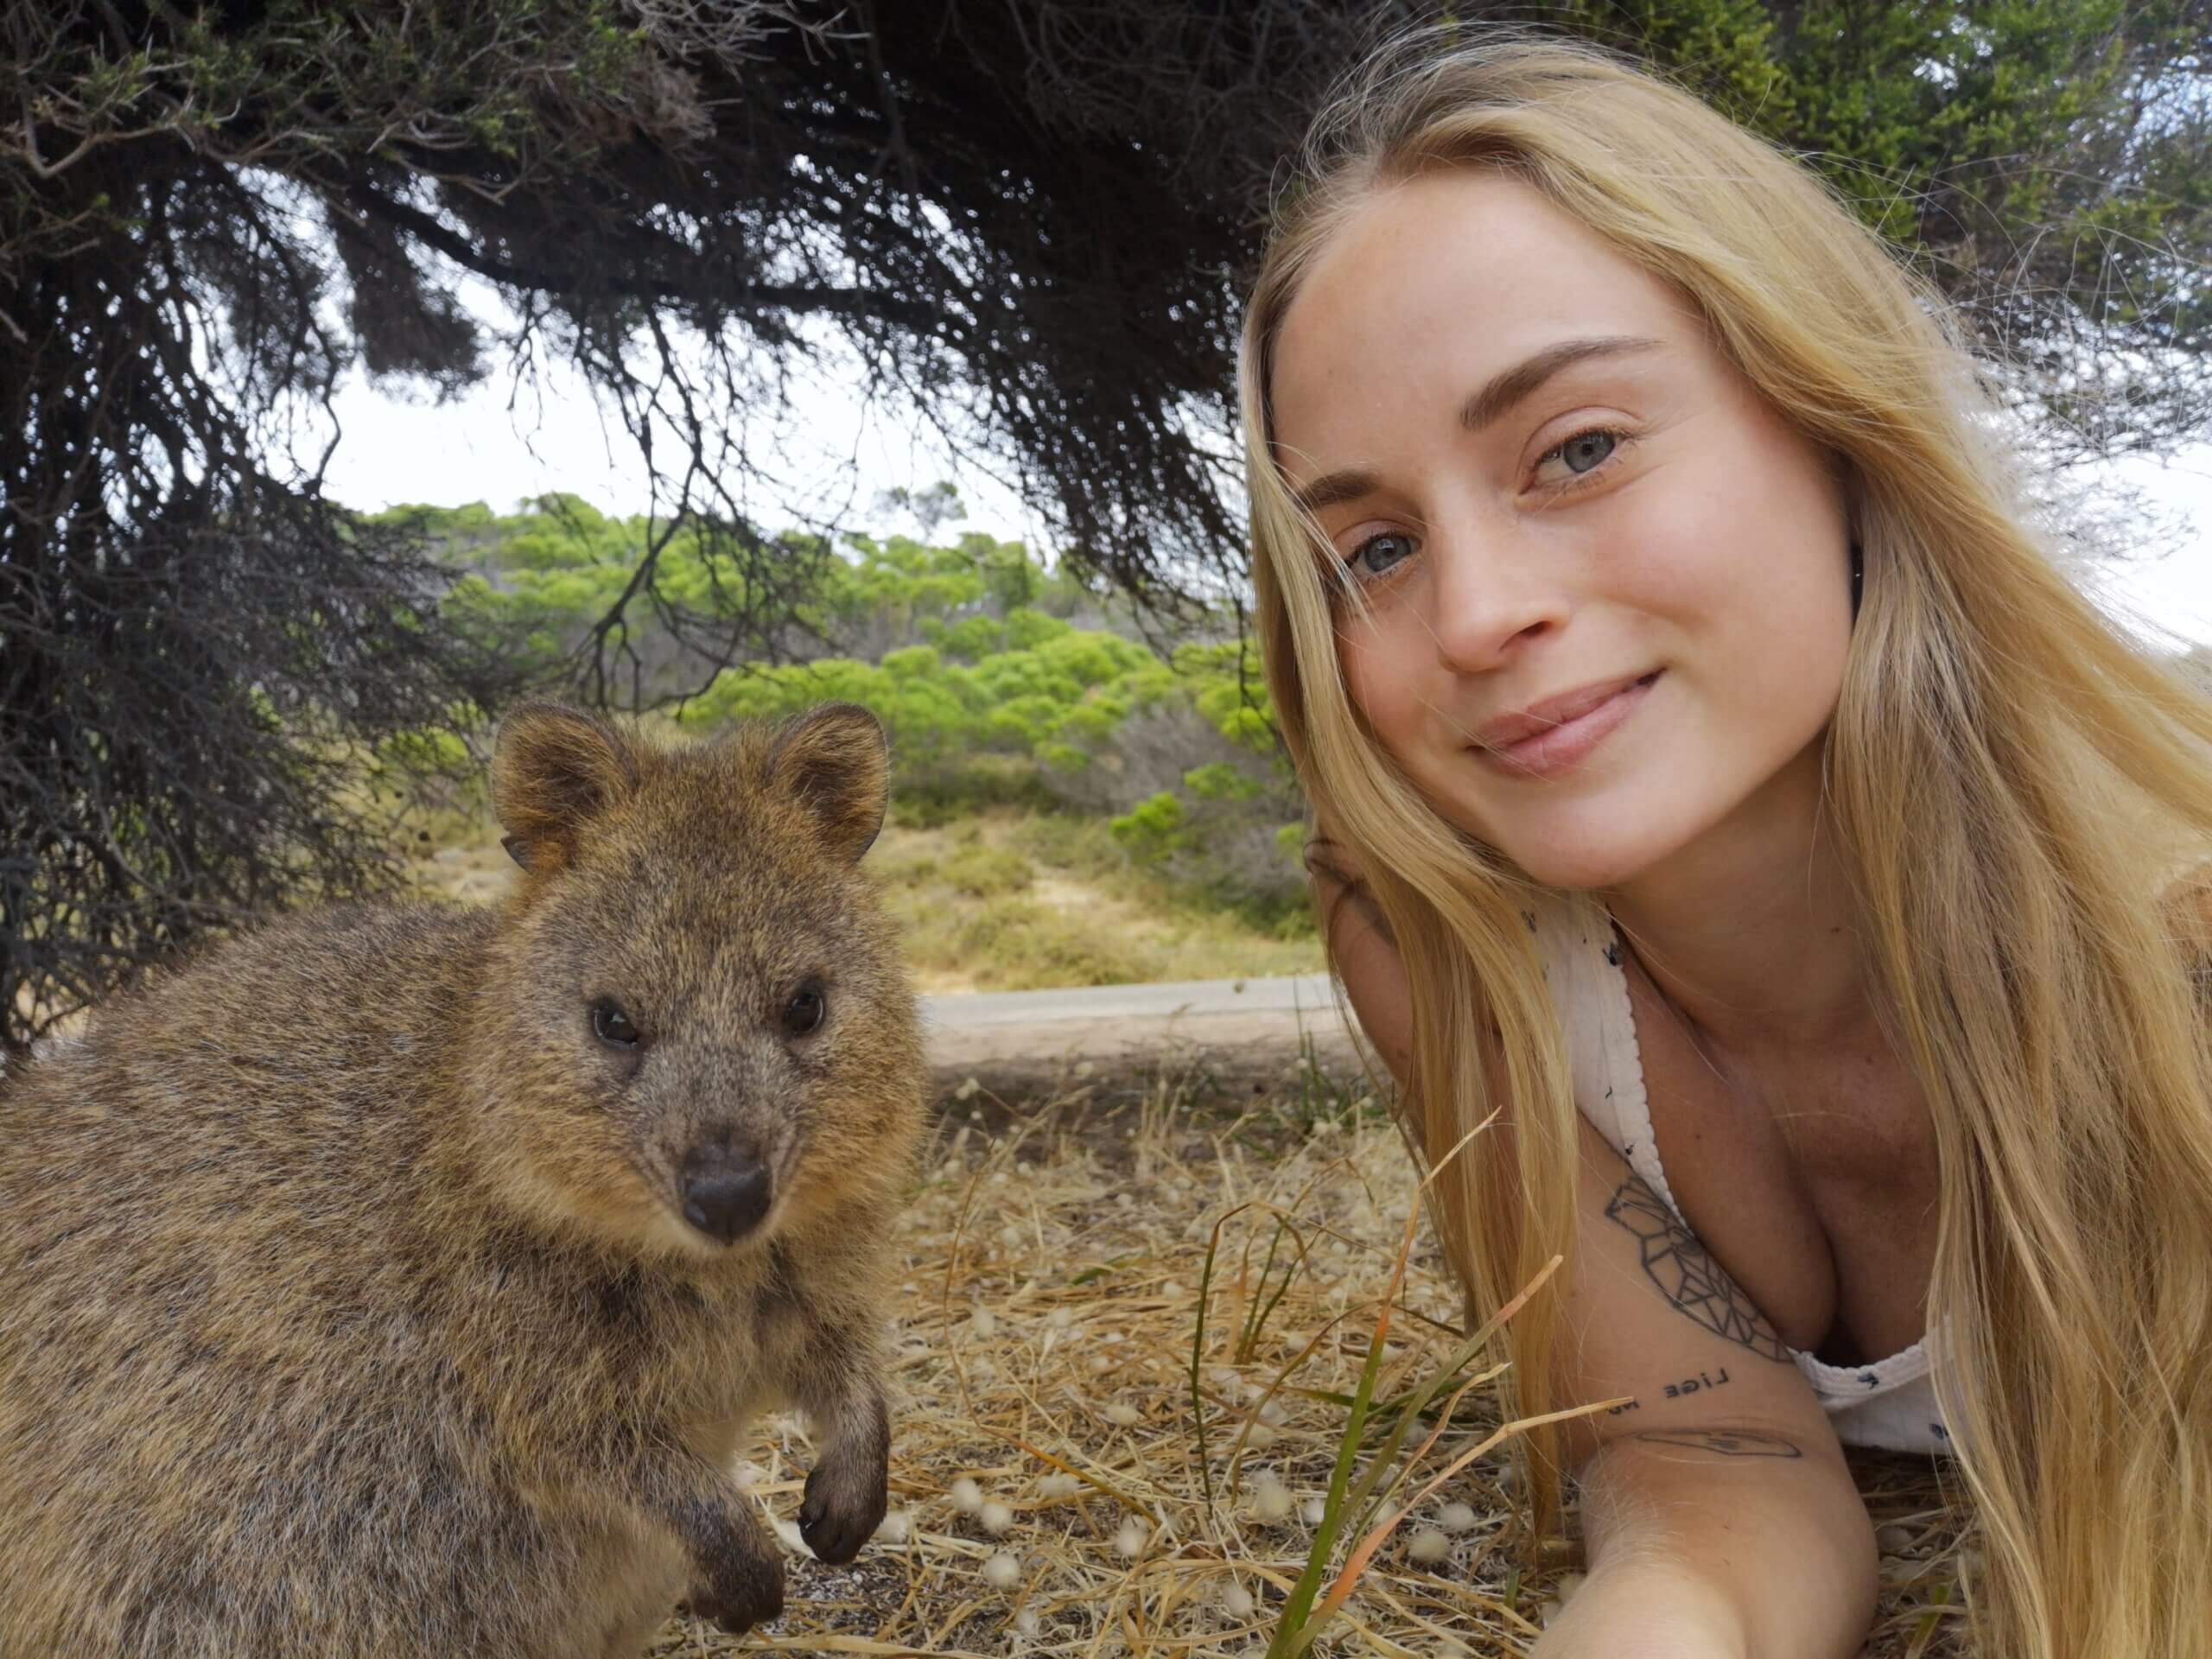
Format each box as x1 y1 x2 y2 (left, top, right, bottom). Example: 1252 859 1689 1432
1109 791 1192 864
1184 762 1263 803
407 494 1314 919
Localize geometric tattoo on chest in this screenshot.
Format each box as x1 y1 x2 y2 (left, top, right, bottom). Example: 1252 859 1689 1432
1604 1174 1793 1363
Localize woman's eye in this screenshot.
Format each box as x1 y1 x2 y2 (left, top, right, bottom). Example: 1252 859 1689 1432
783 984 826 1037
1348 531 1415 579
590 998 640 1049
1536 427 1624 486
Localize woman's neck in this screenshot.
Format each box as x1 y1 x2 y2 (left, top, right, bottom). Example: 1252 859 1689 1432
1602 740 1878 1057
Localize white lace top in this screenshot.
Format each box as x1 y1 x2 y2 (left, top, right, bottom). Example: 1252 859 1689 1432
1529 893 1959 1458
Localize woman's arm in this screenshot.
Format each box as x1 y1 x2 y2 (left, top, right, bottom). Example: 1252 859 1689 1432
1537 1417 1874 1658
1307 842 1876 1657
1535 1123 1877 1659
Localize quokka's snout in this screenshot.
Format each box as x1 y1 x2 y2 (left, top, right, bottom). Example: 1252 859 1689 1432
677 1135 776 1243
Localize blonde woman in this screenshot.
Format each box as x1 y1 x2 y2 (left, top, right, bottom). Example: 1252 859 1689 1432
1243 30 2212 1659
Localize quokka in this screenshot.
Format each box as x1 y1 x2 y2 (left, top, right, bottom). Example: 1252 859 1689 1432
0 701 925 1658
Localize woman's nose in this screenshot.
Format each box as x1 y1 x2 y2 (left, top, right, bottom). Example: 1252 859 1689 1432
1425 522 1569 672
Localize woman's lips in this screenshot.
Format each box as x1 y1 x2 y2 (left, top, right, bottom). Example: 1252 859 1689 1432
1473 671 1661 779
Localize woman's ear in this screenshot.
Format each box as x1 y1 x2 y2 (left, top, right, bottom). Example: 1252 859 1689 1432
490 702 640 876
766 702 891 864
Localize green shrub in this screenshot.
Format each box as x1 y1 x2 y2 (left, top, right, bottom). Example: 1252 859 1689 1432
1109 791 1191 864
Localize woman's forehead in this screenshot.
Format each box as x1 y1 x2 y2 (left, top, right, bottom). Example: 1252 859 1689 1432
1268 172 1698 464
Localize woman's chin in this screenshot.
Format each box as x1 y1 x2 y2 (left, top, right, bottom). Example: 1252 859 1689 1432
1484 819 1681 894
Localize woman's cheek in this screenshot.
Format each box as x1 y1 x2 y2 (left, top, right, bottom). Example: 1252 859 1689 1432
1339 621 1418 750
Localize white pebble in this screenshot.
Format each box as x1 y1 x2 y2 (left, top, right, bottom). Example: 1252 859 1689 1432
1103 1402 1142 1427
983 1551 1022 1589
1438 1501 1478 1533
981 1500 1015 1535
1222 1580 1256 1618
1407 1528 1450 1566
1299 1497 1325 1527
1252 1477 1294 1523
970 1306 999 1338
950 1477 984 1514
1115 1191 1134 1206
1160 1281 1182 1297
874 1509 912 1543
1114 1516 1148 1557
1014 1608 1041 1637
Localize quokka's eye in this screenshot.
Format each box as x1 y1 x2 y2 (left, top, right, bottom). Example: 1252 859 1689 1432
782 983 826 1037
590 999 640 1049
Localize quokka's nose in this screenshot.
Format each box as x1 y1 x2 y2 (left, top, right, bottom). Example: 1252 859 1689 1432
677 1142 774 1244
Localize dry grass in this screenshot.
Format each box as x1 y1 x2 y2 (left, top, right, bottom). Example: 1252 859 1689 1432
654 1063 1979 1658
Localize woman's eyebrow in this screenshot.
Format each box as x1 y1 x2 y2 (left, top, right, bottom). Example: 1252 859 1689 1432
1288 467 1382 516
1285 334 1663 516
1458 334 1662 432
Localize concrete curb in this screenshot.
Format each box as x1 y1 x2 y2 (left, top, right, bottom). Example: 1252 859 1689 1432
919 973 1368 1098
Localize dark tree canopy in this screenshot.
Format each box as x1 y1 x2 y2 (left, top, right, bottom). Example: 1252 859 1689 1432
3 0 2209 1046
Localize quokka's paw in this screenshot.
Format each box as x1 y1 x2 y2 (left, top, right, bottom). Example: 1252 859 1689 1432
683 1547 785 1636
798 1452 887 1565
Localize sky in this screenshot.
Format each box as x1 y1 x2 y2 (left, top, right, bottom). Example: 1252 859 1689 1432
315 335 2212 655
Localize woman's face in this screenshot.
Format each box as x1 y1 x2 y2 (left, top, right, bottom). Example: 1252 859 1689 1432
1268 170 1855 891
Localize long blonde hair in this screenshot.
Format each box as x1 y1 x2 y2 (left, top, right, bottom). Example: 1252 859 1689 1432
1243 31 2212 1659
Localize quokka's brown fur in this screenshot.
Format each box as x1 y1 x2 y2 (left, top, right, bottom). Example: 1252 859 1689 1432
0 701 925 1658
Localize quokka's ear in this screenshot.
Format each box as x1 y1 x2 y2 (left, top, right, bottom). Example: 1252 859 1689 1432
490 702 640 875
766 702 890 865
